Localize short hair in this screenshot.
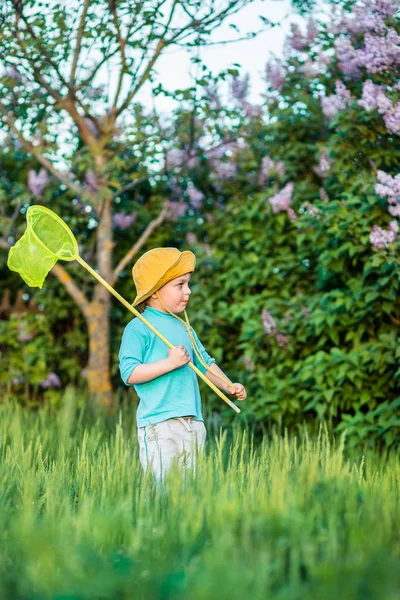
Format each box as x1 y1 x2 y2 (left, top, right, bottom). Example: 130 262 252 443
136 298 148 314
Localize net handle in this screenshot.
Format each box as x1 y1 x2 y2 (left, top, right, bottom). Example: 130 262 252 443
76 256 240 414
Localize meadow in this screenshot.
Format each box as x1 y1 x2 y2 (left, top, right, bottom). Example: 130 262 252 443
0 390 398 600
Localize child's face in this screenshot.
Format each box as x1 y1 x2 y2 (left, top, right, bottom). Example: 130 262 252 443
149 272 192 313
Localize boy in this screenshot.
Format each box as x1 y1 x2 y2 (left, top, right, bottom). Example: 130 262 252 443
119 247 246 482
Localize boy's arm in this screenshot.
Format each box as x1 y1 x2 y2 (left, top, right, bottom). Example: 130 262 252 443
204 362 235 394
127 358 173 384
127 345 190 384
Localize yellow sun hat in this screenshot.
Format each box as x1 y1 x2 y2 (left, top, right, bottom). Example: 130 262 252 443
132 247 196 307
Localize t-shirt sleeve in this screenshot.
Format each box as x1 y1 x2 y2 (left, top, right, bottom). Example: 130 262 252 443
190 327 216 375
118 321 148 386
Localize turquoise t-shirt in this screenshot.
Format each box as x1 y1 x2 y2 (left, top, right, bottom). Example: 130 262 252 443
118 306 216 427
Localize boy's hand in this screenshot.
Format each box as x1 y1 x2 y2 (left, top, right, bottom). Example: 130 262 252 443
167 345 191 369
226 382 247 401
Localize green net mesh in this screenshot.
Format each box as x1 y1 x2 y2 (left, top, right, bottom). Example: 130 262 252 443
7 205 79 288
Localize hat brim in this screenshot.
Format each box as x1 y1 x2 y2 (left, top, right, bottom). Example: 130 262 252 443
132 251 195 307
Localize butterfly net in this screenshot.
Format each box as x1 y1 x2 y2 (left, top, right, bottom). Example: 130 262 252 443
7 205 78 288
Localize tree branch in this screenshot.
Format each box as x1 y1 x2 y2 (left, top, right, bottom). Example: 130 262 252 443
116 0 179 117
51 263 90 315
70 0 91 84
12 33 65 105
110 201 170 286
1 202 21 243
15 9 101 133
389 313 400 326
0 101 96 203
109 1 128 111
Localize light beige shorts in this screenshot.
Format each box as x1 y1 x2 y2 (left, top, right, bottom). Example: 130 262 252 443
137 417 207 482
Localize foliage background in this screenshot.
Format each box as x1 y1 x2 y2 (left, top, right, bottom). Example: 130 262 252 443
1 0 400 450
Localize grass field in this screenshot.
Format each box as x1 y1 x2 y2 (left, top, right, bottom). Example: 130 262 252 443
0 390 399 600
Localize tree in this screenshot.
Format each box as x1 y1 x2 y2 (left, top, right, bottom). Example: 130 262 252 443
0 0 270 409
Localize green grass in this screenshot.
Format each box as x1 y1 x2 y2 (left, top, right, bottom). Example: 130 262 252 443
0 389 399 600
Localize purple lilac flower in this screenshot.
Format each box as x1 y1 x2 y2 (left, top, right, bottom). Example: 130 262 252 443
321 81 354 119
358 80 391 113
40 372 62 389
212 160 237 180
300 58 320 78
359 29 400 74
287 23 308 52
165 149 185 170
370 220 398 249
327 1 397 37
313 148 331 178
6 67 24 82
186 232 198 245
375 0 400 18
265 59 285 92
262 309 277 336
206 145 226 161
334 38 361 78
112 212 137 230
306 18 319 43
319 188 330 203
287 18 319 53
358 80 400 134
375 170 400 215
206 85 222 110
17 326 33 343
28 168 48 198
85 171 97 193
333 26 400 79
230 74 250 101
242 102 262 119
302 202 322 218
262 310 290 347
204 212 215 224
258 157 286 185
258 156 274 185
242 355 255 371
188 186 204 209
186 148 200 169
267 182 294 215
316 52 333 70
383 102 400 135
275 161 286 177
276 333 290 348
167 201 188 222
168 180 183 199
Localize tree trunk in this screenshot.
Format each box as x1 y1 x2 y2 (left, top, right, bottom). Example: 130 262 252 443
85 285 114 411
85 192 115 411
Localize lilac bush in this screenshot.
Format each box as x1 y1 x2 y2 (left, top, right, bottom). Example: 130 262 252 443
191 0 400 449
370 221 398 249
